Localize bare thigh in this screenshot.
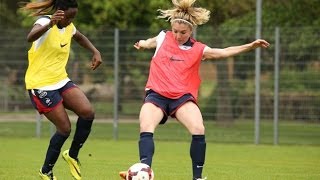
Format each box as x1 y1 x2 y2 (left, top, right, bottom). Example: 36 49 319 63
175 101 205 135
139 102 164 133
62 87 94 119
44 104 71 135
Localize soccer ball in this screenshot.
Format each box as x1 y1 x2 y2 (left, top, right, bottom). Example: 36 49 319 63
126 163 154 180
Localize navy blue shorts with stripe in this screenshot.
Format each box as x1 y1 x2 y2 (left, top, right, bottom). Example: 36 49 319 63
28 81 77 114
144 90 196 124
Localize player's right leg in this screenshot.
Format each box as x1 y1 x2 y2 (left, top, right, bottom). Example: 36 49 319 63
28 89 71 179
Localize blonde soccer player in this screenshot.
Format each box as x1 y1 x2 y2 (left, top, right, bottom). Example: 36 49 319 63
119 0 269 179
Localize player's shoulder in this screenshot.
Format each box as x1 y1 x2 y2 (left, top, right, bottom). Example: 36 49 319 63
34 15 51 26
37 15 51 20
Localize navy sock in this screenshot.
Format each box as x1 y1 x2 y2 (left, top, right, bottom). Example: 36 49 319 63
42 132 68 173
139 132 154 167
190 135 206 179
69 117 93 159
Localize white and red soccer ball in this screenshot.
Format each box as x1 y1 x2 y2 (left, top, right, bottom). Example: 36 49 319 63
126 163 154 180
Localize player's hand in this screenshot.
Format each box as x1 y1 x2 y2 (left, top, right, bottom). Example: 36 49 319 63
251 39 270 49
91 51 102 70
133 40 144 50
49 10 65 27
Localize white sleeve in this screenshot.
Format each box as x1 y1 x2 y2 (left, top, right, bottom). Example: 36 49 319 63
34 17 51 26
154 31 166 57
202 46 210 60
32 17 51 50
72 26 77 35
156 31 166 47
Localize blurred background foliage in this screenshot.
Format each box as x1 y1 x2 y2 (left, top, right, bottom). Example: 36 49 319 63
0 0 319 122
0 0 318 30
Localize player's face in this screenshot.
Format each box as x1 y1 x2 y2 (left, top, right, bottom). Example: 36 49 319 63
171 22 192 45
59 8 78 27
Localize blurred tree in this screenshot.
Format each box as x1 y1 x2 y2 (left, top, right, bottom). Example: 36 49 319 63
48 0 169 31
212 0 320 123
0 0 21 27
0 0 318 120
2 0 316 31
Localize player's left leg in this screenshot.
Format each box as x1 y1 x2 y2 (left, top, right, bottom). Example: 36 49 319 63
61 149 81 180
175 101 206 180
61 83 95 179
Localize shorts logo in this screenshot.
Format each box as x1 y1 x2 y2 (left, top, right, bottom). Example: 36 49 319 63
39 91 47 98
45 98 52 106
36 90 48 98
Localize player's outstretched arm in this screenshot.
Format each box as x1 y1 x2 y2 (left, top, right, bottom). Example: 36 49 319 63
133 36 157 50
73 30 102 70
203 39 270 60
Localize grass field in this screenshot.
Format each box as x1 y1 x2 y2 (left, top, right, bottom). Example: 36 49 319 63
0 120 320 179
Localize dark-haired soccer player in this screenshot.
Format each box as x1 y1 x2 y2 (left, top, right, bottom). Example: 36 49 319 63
21 0 102 179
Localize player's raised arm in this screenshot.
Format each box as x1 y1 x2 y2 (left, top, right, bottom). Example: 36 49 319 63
134 36 157 50
26 10 65 42
203 39 270 60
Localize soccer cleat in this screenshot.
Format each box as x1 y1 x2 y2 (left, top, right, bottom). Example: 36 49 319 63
39 169 57 180
119 171 127 180
62 150 81 180
195 177 207 180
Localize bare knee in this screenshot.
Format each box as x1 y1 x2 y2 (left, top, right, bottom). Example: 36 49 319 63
139 119 157 133
78 107 95 120
140 122 152 132
57 123 71 136
189 124 205 135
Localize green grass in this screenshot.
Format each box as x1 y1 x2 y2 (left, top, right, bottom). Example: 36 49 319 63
0 138 319 179
1 120 320 145
0 121 320 179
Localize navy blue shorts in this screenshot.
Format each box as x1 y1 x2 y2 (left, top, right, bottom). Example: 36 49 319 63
28 81 77 114
144 90 196 124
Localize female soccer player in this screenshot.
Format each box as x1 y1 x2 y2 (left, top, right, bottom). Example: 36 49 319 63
120 0 269 179
21 0 102 179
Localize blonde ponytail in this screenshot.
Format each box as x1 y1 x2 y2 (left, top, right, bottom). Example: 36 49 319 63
158 0 210 27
